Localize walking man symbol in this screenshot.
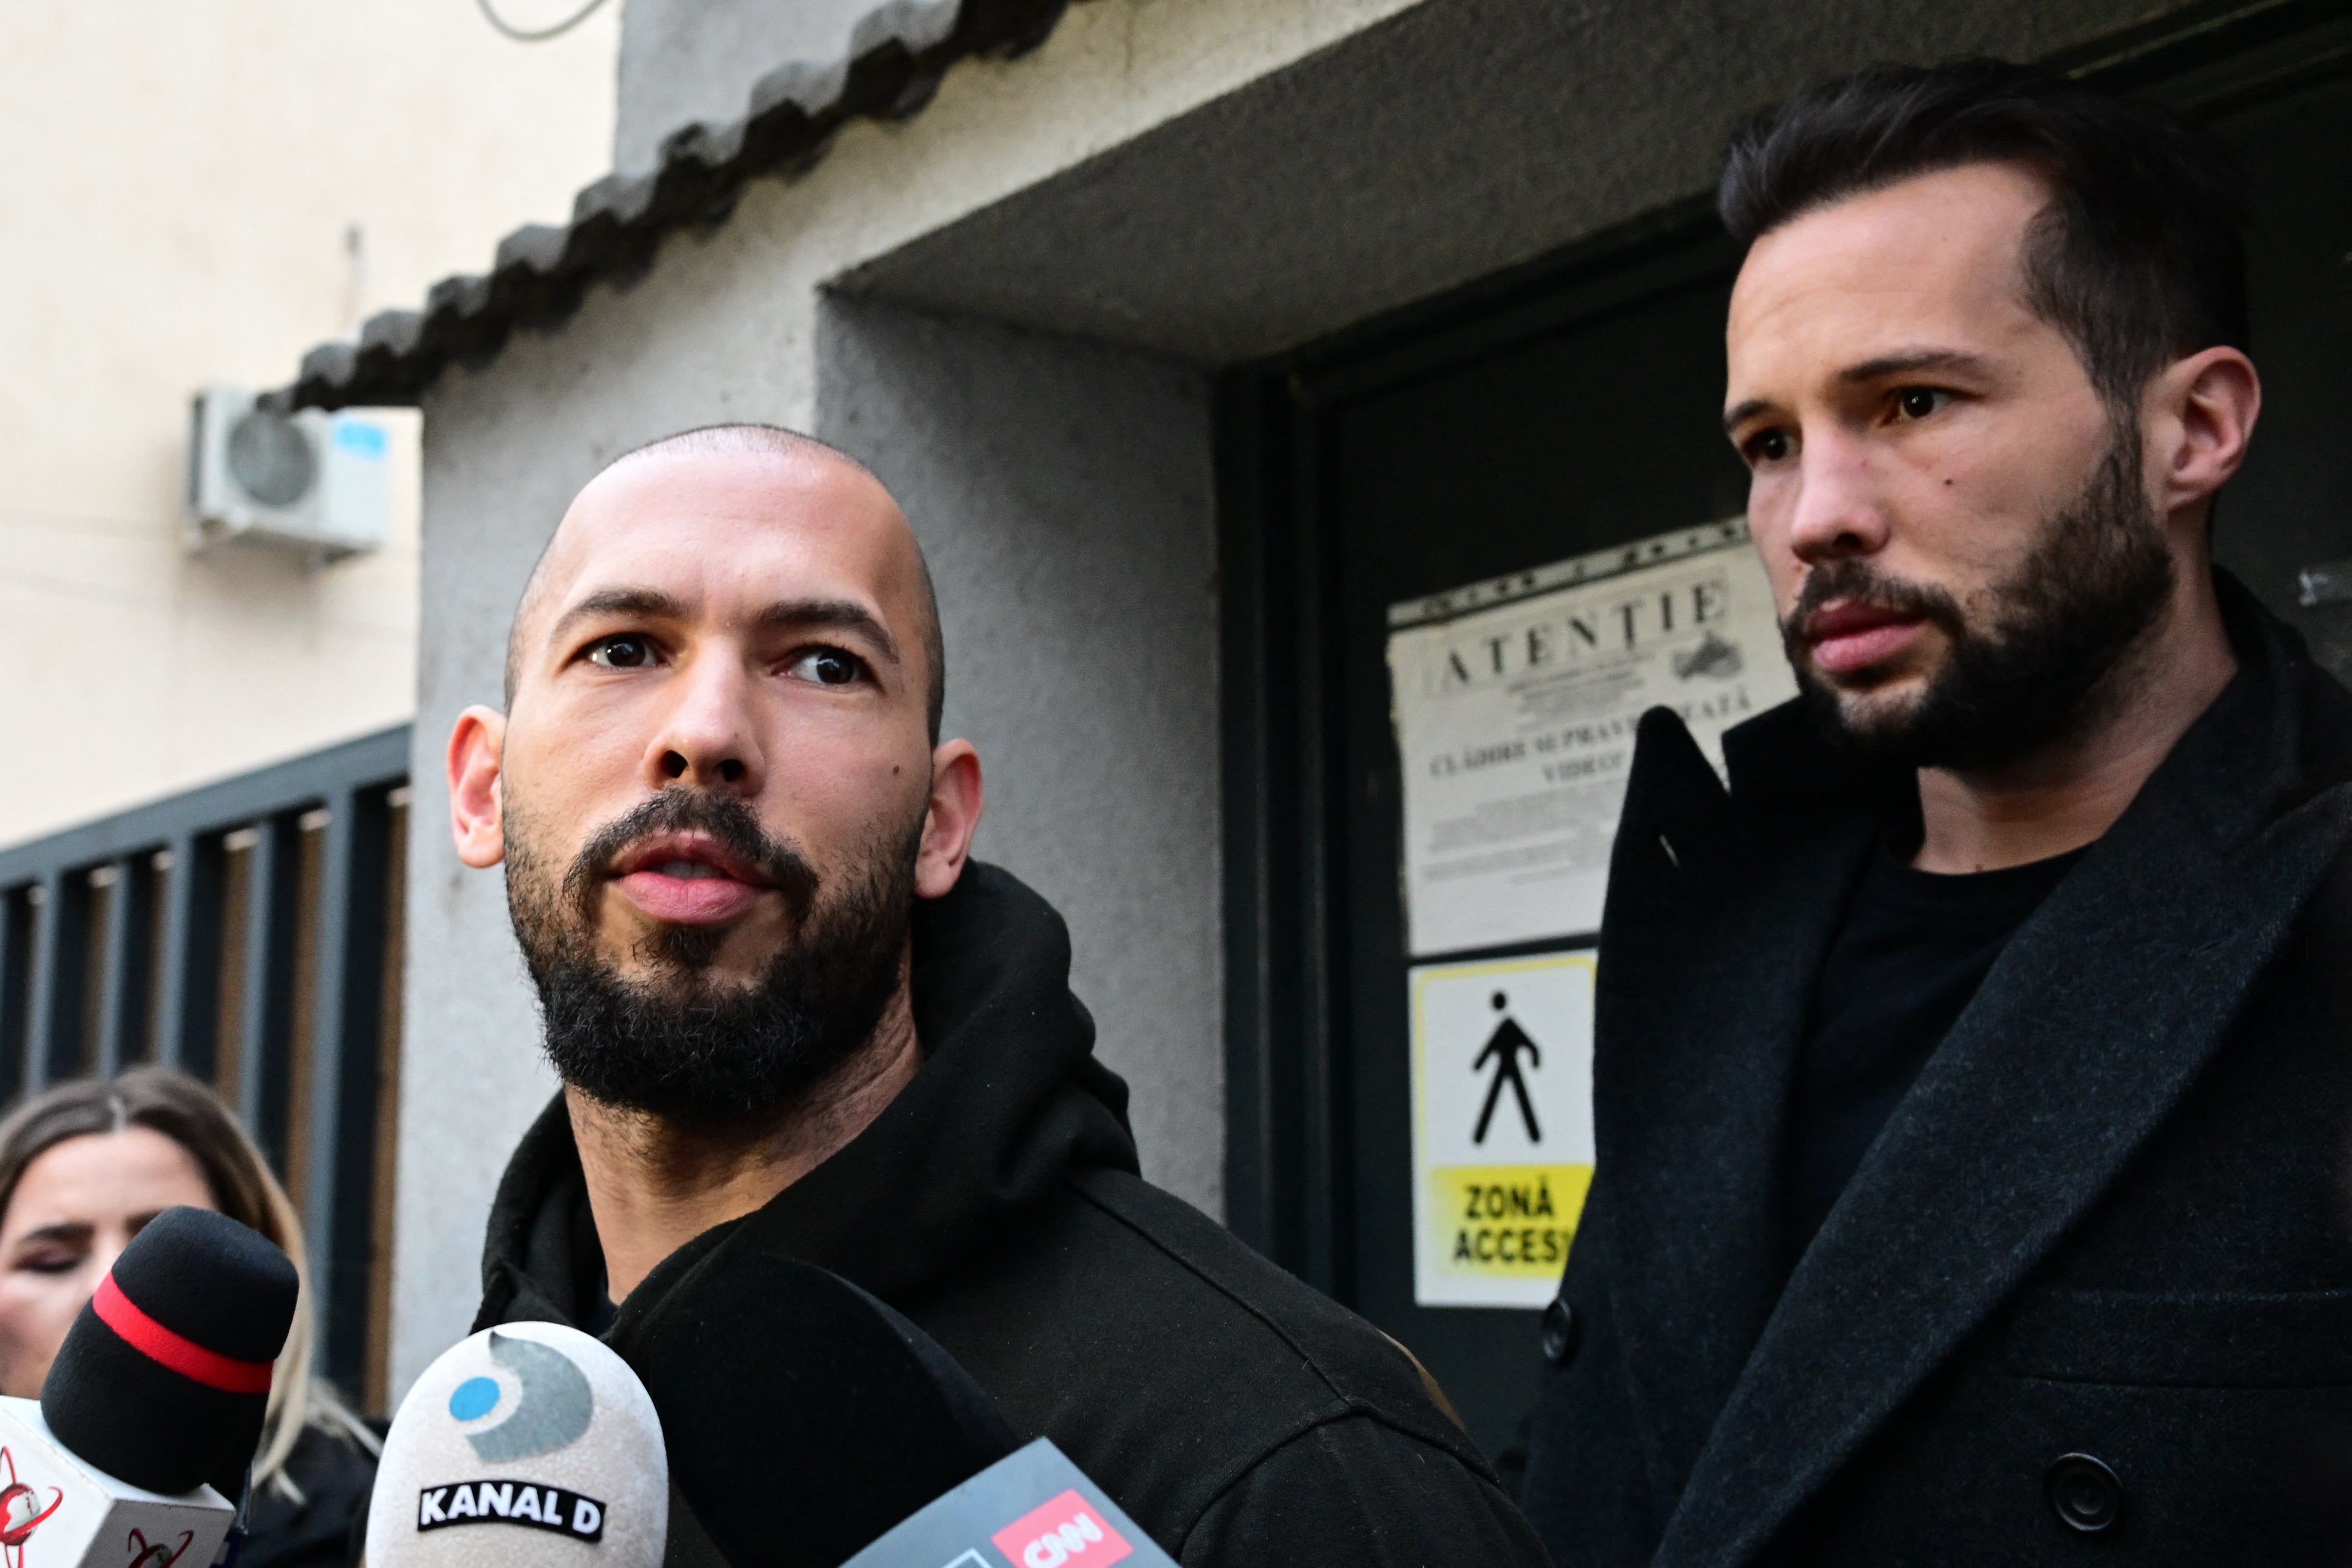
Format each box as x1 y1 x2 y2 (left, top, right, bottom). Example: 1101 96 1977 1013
1472 991 1542 1144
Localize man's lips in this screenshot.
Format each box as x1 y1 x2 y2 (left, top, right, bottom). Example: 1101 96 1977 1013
608 834 772 926
1802 601 1928 676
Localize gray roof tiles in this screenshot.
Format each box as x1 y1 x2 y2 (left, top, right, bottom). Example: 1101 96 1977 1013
276 0 1073 412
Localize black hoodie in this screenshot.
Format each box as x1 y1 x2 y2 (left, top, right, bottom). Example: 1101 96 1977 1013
475 863 1548 1567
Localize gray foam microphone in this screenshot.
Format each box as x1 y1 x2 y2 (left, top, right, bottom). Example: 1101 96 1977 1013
366 1322 667 1568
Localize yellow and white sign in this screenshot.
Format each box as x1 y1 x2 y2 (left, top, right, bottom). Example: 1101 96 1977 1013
1410 952 1595 1308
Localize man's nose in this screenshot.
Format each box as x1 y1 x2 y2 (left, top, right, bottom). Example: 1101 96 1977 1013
644 647 766 795
1783 428 1893 566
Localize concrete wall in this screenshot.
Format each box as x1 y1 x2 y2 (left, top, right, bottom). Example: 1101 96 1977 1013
816 299 1221 1210
394 0 2187 1396
0 2 617 850
615 0 907 174
842 0 2179 358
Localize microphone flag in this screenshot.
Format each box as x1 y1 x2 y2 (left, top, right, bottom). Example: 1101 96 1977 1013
0 1397 234 1568
840 1440 1176 1568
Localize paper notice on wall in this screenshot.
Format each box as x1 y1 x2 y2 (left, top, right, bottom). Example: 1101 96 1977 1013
1386 519 1797 956
1410 952 1596 1308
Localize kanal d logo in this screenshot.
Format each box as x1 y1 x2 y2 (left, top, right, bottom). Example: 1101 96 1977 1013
446 1332 594 1462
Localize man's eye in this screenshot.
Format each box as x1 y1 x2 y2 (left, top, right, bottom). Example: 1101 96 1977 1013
1896 387 1951 420
788 648 864 686
1745 429 1793 465
587 635 654 669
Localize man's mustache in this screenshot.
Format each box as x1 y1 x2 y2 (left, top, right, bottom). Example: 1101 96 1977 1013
561 790 821 926
1781 558 1969 650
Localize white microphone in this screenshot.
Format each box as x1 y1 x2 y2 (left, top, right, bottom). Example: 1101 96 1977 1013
0 1398 237 1568
365 1322 666 1568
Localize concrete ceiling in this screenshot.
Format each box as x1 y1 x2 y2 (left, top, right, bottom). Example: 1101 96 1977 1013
835 0 2176 366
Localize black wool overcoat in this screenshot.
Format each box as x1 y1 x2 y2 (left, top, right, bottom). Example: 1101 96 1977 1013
475 863 1548 1568
1522 574 2352 1567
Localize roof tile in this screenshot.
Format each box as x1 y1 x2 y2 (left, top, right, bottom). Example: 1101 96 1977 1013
281 0 1083 412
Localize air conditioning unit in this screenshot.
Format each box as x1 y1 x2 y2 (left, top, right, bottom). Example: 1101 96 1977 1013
187 385 390 560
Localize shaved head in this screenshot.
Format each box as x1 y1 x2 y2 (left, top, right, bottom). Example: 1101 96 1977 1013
507 424 946 740
462 419 986 1126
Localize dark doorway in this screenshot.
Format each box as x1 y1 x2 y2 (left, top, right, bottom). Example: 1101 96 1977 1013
1220 6 2352 1474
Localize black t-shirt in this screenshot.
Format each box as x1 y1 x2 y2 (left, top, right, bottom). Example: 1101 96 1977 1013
1782 832 2084 1265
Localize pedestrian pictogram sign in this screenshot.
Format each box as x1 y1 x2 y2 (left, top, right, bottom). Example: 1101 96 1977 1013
1409 952 1595 1307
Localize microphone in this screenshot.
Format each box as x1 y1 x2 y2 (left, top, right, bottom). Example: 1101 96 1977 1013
0 1205 299 1568
634 1254 1174 1568
364 1322 666 1568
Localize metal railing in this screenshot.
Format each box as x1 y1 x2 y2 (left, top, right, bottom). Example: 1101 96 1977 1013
0 725 411 1411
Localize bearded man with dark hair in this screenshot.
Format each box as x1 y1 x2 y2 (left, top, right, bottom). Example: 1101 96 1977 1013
448 425 1546 1567
1520 62 2352 1566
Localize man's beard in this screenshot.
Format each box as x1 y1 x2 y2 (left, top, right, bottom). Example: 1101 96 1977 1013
1781 413 2175 772
504 789 922 1128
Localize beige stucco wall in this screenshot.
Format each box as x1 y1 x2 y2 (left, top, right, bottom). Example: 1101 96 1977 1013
0 0 619 848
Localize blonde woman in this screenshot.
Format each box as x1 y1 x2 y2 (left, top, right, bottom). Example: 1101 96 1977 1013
0 1066 378 1568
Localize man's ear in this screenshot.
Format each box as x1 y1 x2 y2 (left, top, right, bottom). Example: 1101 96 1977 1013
2147 344 2261 531
915 739 983 899
448 706 509 869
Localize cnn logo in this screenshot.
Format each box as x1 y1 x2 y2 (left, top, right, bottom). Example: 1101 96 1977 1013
990 1491 1132 1568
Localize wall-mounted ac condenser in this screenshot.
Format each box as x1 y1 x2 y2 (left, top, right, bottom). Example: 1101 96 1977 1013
187 385 390 559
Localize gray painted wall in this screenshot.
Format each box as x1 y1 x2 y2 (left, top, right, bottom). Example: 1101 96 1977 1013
844 0 2169 360
615 0 940 173
816 299 1222 1210
394 387 585 1400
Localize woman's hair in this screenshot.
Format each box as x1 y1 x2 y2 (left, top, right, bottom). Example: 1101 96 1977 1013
0 1066 376 1494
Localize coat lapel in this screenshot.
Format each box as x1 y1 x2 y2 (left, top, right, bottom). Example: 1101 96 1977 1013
1595 709 1888 1507
1654 611 2352 1568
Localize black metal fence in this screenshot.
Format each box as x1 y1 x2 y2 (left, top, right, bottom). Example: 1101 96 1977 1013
0 725 411 1411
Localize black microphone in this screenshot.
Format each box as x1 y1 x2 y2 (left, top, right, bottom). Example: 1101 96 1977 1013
0 1206 298 1568
635 1254 1173 1568
634 1254 1012 1568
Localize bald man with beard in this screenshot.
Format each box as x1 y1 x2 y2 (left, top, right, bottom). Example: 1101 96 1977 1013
450 426 1547 1567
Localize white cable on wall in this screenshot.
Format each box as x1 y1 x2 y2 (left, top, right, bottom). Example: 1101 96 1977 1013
475 0 612 43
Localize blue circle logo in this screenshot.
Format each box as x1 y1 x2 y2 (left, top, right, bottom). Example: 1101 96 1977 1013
448 1376 502 1422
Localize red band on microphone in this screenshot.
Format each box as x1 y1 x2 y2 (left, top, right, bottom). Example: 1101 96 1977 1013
92 1275 275 1395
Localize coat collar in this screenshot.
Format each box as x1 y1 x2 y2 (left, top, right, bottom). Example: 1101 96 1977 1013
1636 574 2352 1566
1590 707 1884 1506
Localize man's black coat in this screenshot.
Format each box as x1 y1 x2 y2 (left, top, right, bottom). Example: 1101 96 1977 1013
475 864 1547 1568
1522 576 2352 1566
